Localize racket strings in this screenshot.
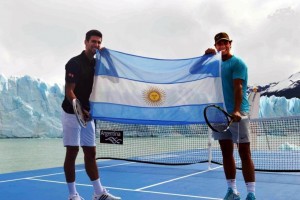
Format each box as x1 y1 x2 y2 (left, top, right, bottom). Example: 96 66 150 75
73 99 87 128
205 107 230 132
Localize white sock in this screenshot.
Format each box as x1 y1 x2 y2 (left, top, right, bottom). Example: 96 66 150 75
246 182 255 194
67 182 77 196
227 179 238 194
92 178 104 195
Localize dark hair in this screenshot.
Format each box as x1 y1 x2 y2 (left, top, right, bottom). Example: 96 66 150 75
85 29 102 41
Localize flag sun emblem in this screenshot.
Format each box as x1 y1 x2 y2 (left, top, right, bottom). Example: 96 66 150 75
143 87 166 106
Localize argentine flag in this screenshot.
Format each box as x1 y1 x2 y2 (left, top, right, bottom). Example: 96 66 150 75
90 48 224 125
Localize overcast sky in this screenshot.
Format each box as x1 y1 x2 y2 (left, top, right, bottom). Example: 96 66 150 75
1 0 300 86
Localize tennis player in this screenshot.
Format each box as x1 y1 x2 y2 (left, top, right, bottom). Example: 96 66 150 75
204 32 256 200
61 30 121 200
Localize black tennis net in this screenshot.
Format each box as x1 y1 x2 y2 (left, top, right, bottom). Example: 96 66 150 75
96 116 300 172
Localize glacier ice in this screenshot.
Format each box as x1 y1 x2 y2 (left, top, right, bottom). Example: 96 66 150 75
0 74 64 138
259 95 300 118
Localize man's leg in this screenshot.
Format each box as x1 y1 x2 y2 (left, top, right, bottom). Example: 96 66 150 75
219 140 236 179
64 146 79 182
64 146 81 198
238 143 255 182
82 146 106 196
82 146 99 180
239 143 255 199
219 140 241 199
238 143 256 197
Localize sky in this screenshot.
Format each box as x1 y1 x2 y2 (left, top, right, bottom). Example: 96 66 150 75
0 0 300 86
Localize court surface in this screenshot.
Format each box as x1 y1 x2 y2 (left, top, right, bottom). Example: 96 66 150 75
0 159 299 200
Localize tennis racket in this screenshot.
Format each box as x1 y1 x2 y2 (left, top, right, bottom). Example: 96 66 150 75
72 98 87 128
203 104 234 133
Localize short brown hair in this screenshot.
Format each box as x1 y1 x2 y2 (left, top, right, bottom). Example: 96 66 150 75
85 30 102 41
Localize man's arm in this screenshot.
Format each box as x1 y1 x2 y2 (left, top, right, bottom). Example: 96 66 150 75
65 82 90 120
232 78 243 121
65 82 76 104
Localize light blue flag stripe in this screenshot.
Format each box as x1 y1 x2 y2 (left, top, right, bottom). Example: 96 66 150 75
90 102 224 125
95 48 220 83
90 49 224 125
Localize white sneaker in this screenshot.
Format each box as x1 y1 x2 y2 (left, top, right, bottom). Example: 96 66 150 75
92 189 121 200
69 193 85 200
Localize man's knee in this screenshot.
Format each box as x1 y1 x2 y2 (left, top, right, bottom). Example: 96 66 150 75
65 146 80 160
238 143 251 160
82 146 96 158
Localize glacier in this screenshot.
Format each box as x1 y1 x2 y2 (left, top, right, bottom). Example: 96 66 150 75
0 74 64 138
0 74 300 138
259 95 300 118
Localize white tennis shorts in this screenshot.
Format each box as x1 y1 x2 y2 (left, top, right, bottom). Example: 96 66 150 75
61 109 96 147
212 113 251 143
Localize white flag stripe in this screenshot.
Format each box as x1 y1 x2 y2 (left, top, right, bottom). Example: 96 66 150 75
90 75 223 107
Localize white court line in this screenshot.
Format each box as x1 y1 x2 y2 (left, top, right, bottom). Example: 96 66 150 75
133 189 222 200
136 165 223 190
1 162 224 199
26 178 222 200
0 162 133 183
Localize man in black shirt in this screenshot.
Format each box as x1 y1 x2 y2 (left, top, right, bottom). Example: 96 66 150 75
61 30 121 200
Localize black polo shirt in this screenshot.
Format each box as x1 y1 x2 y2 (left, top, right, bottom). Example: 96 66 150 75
62 51 95 114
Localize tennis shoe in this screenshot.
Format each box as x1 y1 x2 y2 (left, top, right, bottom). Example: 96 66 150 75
245 192 256 200
223 188 241 200
92 189 121 200
69 193 85 200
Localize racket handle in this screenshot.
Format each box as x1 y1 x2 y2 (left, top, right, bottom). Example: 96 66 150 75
72 98 77 107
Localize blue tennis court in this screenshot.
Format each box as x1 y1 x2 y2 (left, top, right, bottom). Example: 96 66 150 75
1 159 299 200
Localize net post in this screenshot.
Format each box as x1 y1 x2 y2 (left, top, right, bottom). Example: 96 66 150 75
207 128 213 170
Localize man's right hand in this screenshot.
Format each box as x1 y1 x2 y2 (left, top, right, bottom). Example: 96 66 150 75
82 109 92 122
204 48 216 55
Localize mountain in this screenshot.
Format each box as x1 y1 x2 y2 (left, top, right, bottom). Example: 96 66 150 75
256 72 300 99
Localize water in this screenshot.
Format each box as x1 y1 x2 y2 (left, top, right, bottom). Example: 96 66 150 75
1 133 299 173
0 138 84 174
